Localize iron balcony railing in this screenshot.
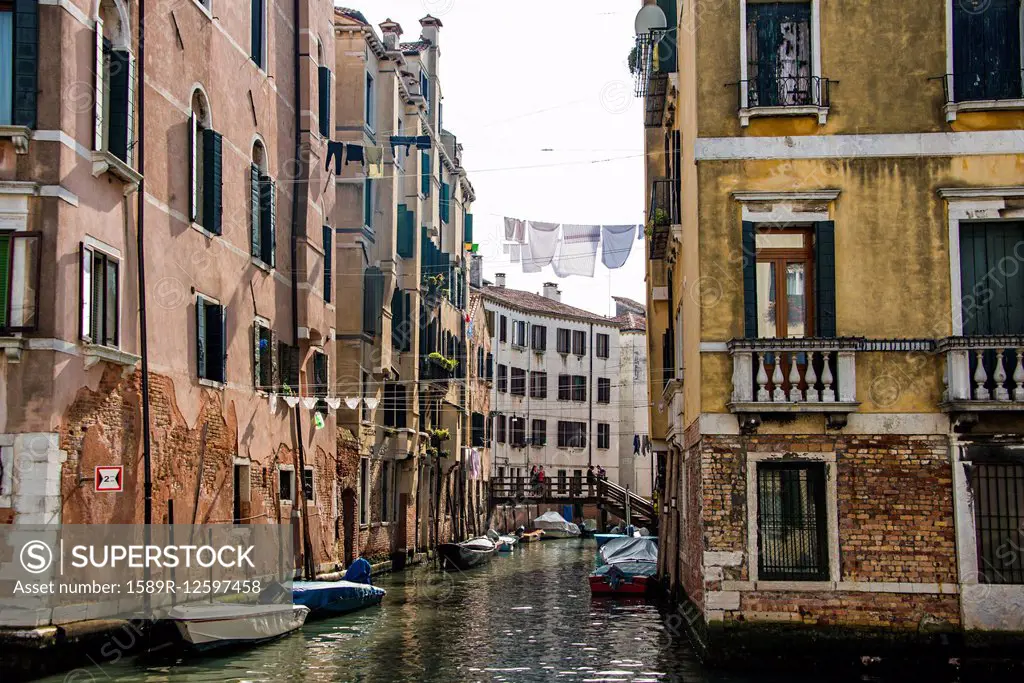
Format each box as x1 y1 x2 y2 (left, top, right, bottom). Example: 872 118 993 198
736 75 832 110
631 33 657 98
939 70 1024 104
648 178 679 260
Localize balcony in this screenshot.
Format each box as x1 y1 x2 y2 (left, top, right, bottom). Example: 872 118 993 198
939 337 1024 412
647 178 679 260
728 338 860 428
938 70 1024 122
736 75 833 127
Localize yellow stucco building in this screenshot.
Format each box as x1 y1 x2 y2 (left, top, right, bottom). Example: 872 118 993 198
639 0 1024 666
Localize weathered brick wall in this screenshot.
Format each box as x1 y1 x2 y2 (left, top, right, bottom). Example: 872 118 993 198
838 435 955 584
701 435 746 553
681 439 706 606
734 591 960 629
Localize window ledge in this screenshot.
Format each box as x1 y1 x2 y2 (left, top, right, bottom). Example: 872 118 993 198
82 344 140 375
191 222 220 239
0 336 25 363
251 256 273 273
198 378 226 390
190 0 213 20
739 105 829 127
90 150 142 195
0 125 31 154
945 99 1024 122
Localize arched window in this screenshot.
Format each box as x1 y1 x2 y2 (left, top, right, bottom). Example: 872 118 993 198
189 89 222 234
250 139 275 266
93 0 135 165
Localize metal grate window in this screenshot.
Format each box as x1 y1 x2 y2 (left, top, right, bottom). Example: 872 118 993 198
757 462 829 581
972 462 1024 585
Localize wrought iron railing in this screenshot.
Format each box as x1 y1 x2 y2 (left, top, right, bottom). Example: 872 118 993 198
631 33 657 98
736 75 832 109
939 70 1024 104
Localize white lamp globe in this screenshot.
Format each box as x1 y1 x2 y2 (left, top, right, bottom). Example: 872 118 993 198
634 3 668 39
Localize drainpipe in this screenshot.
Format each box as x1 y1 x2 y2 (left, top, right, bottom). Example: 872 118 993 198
588 322 594 468
136 0 152 527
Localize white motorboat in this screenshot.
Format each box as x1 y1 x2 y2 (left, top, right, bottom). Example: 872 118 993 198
166 603 310 650
533 511 581 538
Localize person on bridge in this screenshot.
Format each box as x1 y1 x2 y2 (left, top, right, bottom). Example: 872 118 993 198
587 465 596 495
536 465 546 495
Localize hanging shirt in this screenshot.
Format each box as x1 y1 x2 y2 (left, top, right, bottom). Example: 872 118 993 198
365 146 384 178
345 143 365 166
553 224 600 278
601 225 637 269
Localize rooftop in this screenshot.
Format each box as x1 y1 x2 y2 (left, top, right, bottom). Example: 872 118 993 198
481 285 620 327
612 296 646 315
335 7 369 25
400 39 432 53
612 312 647 332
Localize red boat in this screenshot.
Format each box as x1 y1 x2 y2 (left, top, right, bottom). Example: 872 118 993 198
588 537 658 596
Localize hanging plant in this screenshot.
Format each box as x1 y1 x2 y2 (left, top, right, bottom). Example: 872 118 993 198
426 446 439 458
431 428 451 442
427 352 458 372
628 45 640 76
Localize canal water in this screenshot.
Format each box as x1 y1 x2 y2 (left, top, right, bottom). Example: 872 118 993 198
41 540 819 683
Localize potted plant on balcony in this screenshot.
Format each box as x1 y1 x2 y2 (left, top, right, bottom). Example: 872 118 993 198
645 208 670 237
430 428 451 444
628 45 640 76
426 352 458 374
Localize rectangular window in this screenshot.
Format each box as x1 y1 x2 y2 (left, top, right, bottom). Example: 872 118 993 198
509 417 526 447
365 72 374 127
359 458 370 525
384 382 408 429
971 460 1024 584
510 367 526 396
0 231 39 333
312 350 328 398
363 179 373 229
756 462 829 582
323 225 333 303
531 324 547 351
597 423 610 449
499 315 508 342
556 328 570 354
278 343 300 394
495 415 506 444
497 364 508 393
80 244 119 347
572 330 586 356
302 467 315 503
529 371 547 399
421 151 431 196
959 223 1024 336
597 377 611 404
557 421 587 449
756 228 813 338
572 375 587 402
558 374 571 401
279 468 295 503
250 172 276 267
253 322 273 390
196 296 227 383
233 463 250 524
512 320 528 347
440 182 450 224
531 419 546 446
318 66 331 137
250 0 265 69
596 333 610 359
486 352 494 381
746 1 813 107
952 0 1023 102
471 412 486 447
380 461 390 522
190 126 223 234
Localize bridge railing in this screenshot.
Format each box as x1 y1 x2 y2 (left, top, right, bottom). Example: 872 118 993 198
489 476 597 501
597 479 656 523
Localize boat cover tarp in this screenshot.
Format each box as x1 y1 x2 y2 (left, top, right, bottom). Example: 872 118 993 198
292 580 385 613
534 511 580 534
591 562 658 579
599 537 659 566
343 557 373 585
461 536 496 551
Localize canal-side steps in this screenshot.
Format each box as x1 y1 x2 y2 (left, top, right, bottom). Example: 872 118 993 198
488 477 659 532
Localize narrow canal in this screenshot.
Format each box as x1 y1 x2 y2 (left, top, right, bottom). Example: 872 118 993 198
41 540 819 683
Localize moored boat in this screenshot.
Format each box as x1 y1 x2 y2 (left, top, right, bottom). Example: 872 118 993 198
487 529 519 552
292 580 386 617
516 529 545 543
589 537 659 596
166 603 309 651
437 536 496 571
533 511 581 538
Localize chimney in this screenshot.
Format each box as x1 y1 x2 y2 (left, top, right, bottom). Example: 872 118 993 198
495 273 506 288
379 19 403 51
419 14 442 47
470 254 483 289
542 283 561 302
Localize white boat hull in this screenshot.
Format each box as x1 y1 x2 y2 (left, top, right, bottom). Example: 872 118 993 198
169 603 310 650
537 528 579 539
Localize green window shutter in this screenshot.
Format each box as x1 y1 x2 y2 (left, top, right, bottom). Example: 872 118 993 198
250 164 261 257
814 221 836 338
203 129 223 234
421 151 430 196
0 234 10 329
196 297 207 379
323 225 333 303
259 175 275 266
440 182 450 223
655 0 677 75
188 113 197 221
318 66 331 137
742 221 758 338
12 0 39 128
363 266 383 336
397 205 414 259
464 213 473 244
363 179 373 229
107 50 131 163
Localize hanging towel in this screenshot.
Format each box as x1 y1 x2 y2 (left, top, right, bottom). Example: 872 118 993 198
345 143 365 166
637 223 645 241
509 244 522 263
365 146 384 178
514 219 526 243
504 217 517 241
601 225 636 269
503 243 511 255
521 243 543 274
389 135 417 158
525 221 559 270
325 140 345 174
414 135 432 150
553 224 600 278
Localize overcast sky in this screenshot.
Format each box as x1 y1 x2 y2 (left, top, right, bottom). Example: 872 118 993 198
350 0 647 316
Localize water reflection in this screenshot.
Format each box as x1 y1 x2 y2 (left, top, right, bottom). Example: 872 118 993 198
38 540 810 683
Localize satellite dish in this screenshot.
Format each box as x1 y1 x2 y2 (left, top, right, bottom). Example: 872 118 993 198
634 3 668 39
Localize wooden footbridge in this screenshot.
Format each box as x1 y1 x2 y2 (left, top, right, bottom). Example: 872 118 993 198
488 476 658 531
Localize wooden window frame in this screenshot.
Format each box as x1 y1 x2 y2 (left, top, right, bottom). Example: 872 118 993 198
756 226 815 339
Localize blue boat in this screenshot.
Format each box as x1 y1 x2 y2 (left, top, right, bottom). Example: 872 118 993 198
292 580 386 617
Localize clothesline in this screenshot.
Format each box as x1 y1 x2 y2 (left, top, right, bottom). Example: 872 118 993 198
498 218 643 278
